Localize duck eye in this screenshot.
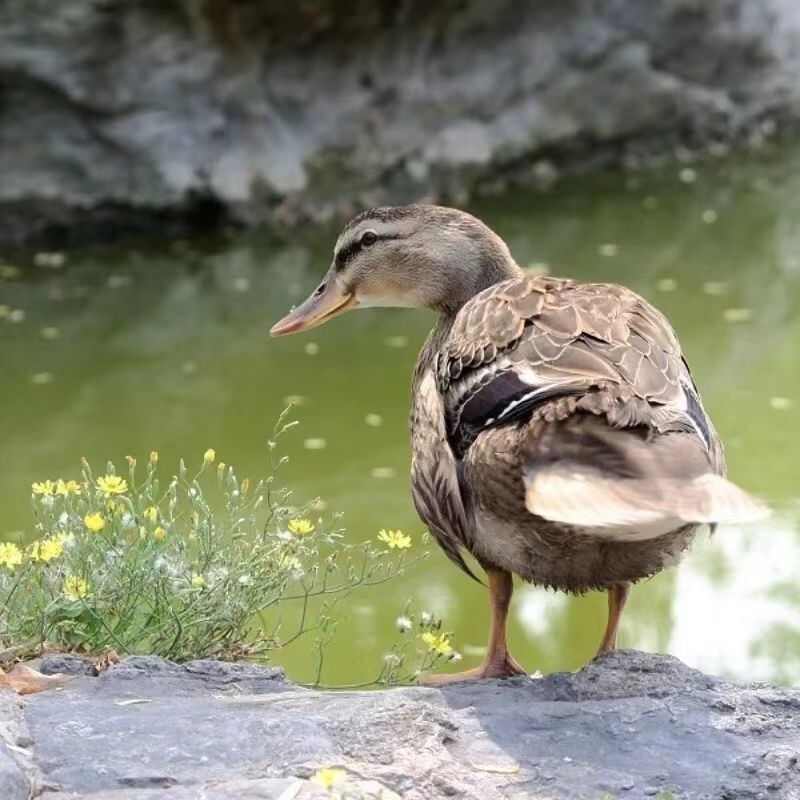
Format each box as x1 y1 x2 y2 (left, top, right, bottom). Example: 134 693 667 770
360 230 378 247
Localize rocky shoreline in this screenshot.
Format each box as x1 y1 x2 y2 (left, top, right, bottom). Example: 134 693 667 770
2 0 800 247
1 650 799 799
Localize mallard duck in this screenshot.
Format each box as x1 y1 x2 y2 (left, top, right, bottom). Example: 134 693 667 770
271 205 766 684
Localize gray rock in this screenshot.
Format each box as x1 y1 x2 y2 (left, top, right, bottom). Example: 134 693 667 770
0 692 35 800
89 655 290 699
6 649 799 799
0 747 29 800
39 653 100 677
1 0 800 245
38 654 289 689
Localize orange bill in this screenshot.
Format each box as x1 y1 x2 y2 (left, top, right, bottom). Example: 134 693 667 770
270 276 356 336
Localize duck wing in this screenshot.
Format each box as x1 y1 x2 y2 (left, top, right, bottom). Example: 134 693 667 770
440 275 766 537
518 414 767 540
411 368 479 579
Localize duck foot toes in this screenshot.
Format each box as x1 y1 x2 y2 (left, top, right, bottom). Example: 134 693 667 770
419 655 528 686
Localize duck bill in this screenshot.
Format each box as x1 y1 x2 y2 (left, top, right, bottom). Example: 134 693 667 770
270 278 357 337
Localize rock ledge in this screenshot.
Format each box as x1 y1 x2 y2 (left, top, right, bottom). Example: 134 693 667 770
1 650 799 799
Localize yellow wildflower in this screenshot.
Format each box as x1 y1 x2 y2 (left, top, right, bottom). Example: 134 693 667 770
41 538 64 561
191 573 206 589
287 518 315 536
97 475 128 496
0 542 23 570
311 768 346 791
55 479 82 496
63 575 89 601
377 529 412 550
84 512 106 533
203 448 216 464
32 480 56 496
149 450 159 464
30 535 65 562
152 526 167 542
421 631 453 656
143 506 158 523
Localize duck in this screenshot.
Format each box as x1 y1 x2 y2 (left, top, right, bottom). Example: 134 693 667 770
271 204 766 684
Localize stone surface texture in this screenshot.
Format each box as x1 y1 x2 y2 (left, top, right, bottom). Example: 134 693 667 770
0 650 798 799
2 0 800 245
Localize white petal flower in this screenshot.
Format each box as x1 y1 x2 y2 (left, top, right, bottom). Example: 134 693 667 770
396 615 413 633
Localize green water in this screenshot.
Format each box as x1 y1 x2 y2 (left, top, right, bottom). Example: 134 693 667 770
2 143 800 686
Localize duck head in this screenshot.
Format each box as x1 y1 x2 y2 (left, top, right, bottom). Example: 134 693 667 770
270 204 521 336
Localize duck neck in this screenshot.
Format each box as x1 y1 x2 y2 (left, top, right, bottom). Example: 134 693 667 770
432 240 523 316
417 259 520 378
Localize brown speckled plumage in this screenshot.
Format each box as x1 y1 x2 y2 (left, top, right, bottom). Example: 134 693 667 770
273 204 767 679
408 237 756 595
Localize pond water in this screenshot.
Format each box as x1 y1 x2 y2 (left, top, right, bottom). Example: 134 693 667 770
2 142 799 686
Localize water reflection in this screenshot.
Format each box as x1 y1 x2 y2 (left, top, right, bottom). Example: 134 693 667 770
1 142 799 685
671 514 800 684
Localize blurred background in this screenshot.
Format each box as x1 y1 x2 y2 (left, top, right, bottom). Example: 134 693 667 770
1 1 799 685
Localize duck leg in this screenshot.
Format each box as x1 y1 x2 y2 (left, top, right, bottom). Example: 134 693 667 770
419 568 527 686
595 582 631 656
